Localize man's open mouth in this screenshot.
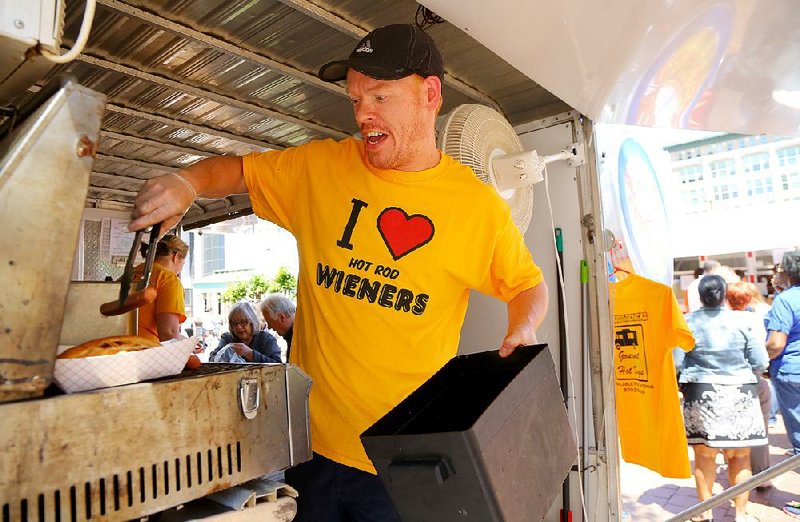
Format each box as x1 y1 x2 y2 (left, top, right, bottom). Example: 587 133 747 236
365 131 388 146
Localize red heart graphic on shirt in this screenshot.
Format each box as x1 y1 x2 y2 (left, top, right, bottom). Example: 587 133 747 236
377 207 435 260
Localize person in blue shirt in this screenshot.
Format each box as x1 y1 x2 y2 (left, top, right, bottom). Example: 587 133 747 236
766 250 800 456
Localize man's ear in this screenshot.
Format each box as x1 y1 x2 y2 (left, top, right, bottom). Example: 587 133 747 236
422 75 443 110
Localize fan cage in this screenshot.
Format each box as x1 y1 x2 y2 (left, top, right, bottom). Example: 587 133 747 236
438 104 533 233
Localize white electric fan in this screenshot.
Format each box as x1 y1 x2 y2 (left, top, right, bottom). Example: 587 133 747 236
437 104 576 233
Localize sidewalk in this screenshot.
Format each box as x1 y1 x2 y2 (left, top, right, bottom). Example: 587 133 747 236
621 415 800 521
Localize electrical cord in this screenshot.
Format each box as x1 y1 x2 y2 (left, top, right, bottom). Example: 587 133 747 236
40 0 97 64
415 6 444 30
543 162 593 521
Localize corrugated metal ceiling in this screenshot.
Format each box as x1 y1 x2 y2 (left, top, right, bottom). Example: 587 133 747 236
29 0 570 227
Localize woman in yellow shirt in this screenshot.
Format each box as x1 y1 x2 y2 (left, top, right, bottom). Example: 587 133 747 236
135 234 189 343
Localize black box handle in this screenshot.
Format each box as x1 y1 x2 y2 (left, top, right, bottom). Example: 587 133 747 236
388 458 451 486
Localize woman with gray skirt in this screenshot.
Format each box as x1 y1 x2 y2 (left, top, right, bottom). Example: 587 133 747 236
678 275 769 522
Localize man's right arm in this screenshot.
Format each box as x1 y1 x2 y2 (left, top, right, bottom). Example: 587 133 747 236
129 155 246 232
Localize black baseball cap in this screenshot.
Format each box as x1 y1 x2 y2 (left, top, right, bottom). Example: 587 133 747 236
319 24 444 82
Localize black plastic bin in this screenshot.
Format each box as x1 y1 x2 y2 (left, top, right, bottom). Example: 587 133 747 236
361 344 577 522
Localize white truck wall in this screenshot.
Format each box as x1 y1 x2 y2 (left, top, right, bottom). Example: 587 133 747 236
458 116 606 521
71 207 135 281
458 120 582 355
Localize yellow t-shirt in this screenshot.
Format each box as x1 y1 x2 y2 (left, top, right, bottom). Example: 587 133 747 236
243 137 543 473
135 262 186 343
612 274 695 478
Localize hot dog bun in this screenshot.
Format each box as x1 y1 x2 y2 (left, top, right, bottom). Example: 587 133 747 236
58 335 160 359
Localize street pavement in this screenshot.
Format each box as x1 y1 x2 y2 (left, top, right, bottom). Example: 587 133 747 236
622 415 800 521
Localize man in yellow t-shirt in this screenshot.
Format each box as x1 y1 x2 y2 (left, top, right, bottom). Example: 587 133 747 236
129 24 548 522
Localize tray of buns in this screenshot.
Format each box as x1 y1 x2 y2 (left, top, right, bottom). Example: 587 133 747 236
53 335 198 393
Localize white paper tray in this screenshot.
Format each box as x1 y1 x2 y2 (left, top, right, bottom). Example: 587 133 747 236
53 336 198 393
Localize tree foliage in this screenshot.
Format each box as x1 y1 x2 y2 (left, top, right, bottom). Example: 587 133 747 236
220 267 297 303
247 274 270 301
220 280 248 303
270 266 297 297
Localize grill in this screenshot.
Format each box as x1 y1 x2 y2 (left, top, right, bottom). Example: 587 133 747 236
4 443 243 522
0 80 312 521
0 363 311 521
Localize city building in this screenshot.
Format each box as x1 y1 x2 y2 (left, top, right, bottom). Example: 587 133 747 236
665 133 800 294
180 215 298 325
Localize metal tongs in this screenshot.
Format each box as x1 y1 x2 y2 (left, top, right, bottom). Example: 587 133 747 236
99 224 161 316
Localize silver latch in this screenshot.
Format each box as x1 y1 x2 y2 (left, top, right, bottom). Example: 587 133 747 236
239 377 260 419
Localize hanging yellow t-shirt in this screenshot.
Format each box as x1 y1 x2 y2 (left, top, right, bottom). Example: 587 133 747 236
243 137 543 473
135 262 186 343
612 274 695 478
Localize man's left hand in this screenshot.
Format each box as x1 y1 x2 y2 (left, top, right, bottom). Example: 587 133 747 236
500 284 548 358
499 327 538 358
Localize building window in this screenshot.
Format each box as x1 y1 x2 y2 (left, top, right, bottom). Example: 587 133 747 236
678 164 703 184
777 146 800 167
745 177 773 197
686 187 705 207
742 152 770 173
184 289 193 316
740 152 773 202
713 184 738 201
203 233 225 276
776 146 800 200
781 172 800 193
710 159 735 178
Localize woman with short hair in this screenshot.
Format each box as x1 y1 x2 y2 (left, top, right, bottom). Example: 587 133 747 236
209 302 281 363
679 275 769 522
727 281 773 491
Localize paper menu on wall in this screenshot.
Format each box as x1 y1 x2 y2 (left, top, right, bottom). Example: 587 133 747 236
107 218 137 258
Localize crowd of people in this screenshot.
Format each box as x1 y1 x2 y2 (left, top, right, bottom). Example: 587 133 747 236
676 252 800 521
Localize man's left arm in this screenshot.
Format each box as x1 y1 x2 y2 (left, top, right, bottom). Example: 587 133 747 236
500 281 549 357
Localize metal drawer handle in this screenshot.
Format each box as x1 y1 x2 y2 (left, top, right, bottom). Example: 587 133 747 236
239 377 260 419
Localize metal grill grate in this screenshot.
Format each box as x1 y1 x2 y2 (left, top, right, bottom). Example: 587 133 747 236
2 442 242 522
180 363 256 377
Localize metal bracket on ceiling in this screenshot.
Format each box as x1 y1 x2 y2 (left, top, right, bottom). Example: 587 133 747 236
566 142 586 167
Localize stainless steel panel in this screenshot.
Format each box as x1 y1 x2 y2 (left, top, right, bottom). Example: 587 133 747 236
0 363 311 521
286 364 313 466
0 81 106 402
26 0 569 225
59 282 134 345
